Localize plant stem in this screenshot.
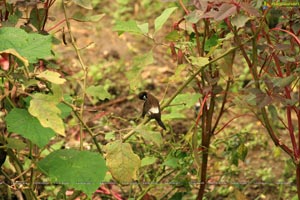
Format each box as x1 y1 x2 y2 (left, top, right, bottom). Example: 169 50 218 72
296 164 300 200
212 78 231 134
6 149 37 199
197 71 217 200
62 100 102 154
62 0 88 151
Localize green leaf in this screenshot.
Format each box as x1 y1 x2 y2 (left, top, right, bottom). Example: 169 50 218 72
51 84 64 102
72 12 105 22
28 93 65 136
163 153 179 169
268 105 278 121
57 102 72 119
141 156 157 167
30 8 46 30
272 75 296 87
113 20 144 35
171 93 201 110
104 132 115 140
5 108 55 148
137 23 149 34
37 149 107 197
37 70 66 84
5 10 22 27
6 138 26 151
0 27 52 63
137 128 163 146
105 141 140 184
204 34 219 52
231 14 250 29
86 85 111 103
154 7 177 33
57 95 72 119
231 152 239 166
185 10 203 23
164 93 201 120
169 64 187 83
190 56 210 68
72 0 92 9
165 31 181 41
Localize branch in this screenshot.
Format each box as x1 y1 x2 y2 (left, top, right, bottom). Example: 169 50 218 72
62 0 89 150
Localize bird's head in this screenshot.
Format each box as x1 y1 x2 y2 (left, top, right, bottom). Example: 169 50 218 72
138 91 148 100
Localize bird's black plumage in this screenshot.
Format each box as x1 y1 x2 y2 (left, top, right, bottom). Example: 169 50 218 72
138 91 166 130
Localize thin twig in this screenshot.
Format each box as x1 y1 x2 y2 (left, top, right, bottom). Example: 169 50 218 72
62 0 89 150
62 100 102 154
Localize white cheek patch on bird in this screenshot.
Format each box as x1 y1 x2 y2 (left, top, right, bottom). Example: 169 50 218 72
148 107 159 115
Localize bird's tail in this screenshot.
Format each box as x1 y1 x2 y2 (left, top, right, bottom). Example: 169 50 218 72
156 119 166 130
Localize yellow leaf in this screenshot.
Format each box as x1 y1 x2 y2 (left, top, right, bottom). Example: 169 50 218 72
0 49 29 67
37 70 66 84
28 93 65 136
105 141 140 184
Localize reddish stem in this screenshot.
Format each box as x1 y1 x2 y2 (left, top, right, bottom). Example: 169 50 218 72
297 165 300 199
195 92 210 127
47 18 67 32
271 27 300 45
214 114 254 135
179 0 189 14
267 32 299 160
298 85 300 157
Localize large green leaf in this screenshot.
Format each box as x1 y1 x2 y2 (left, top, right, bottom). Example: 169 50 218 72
113 20 144 35
28 93 65 136
154 7 177 33
5 108 55 148
0 27 52 63
105 141 140 184
37 149 107 197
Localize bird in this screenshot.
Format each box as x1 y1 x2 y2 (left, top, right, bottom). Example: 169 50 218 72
138 91 166 130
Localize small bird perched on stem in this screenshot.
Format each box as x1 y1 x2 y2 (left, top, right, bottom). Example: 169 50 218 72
138 91 166 130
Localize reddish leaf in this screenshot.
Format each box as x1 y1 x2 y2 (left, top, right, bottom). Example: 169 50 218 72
214 3 237 21
240 2 260 17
